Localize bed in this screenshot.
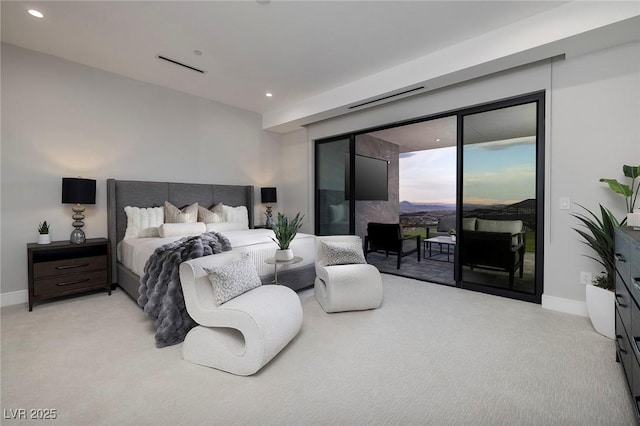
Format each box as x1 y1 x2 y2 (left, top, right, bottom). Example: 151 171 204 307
106 179 316 303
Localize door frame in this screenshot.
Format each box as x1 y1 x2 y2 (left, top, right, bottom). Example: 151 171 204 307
456 91 545 304
313 91 545 303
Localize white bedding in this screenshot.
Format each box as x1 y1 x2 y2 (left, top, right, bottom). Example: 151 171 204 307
118 229 316 277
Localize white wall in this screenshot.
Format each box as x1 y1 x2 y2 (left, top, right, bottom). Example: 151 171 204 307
280 128 313 234
1 43 283 298
294 41 640 311
547 41 640 303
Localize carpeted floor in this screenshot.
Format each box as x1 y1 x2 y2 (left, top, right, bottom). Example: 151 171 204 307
1 274 634 425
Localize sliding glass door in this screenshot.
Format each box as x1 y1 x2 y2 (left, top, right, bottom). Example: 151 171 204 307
315 137 353 235
312 92 545 303
458 93 544 302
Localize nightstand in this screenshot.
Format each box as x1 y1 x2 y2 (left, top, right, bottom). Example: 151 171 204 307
27 238 112 311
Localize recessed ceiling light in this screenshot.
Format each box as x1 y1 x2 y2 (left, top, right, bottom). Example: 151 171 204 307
28 9 44 18
193 50 202 56
265 92 273 98
435 138 441 142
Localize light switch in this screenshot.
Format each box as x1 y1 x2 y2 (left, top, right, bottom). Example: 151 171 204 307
559 197 571 210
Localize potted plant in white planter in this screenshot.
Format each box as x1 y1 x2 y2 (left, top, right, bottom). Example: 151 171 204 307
572 204 619 339
571 165 639 339
272 212 304 261
37 221 51 245
585 273 615 339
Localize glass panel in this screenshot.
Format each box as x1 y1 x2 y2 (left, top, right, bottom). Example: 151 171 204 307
461 102 537 294
316 138 351 235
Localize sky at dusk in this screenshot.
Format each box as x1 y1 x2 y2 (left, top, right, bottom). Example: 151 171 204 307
399 138 536 206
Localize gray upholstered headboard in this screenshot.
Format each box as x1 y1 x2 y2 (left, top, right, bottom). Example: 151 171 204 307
106 179 254 281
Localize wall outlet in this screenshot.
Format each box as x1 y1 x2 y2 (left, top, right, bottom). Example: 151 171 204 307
560 197 571 210
580 271 593 285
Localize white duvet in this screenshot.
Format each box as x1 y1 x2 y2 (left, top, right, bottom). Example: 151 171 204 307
118 229 316 277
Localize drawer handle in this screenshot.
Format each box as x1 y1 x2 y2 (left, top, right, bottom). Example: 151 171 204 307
615 253 626 262
57 278 91 287
615 294 627 308
56 263 90 270
616 335 628 354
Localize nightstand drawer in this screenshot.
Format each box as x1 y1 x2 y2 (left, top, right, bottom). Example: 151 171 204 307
33 255 107 279
33 270 109 297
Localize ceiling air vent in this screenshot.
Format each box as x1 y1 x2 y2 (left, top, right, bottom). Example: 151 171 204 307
157 55 206 74
348 86 425 110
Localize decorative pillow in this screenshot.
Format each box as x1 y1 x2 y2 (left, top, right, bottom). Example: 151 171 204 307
198 205 224 223
462 217 477 231
206 222 248 233
164 201 198 223
221 204 249 229
158 222 206 238
124 206 164 238
322 241 366 266
205 255 261 306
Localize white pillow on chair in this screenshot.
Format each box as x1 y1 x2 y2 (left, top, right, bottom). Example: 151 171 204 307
321 240 366 266
205 255 261 306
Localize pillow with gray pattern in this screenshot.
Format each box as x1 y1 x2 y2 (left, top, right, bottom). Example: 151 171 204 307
322 241 366 266
205 255 262 306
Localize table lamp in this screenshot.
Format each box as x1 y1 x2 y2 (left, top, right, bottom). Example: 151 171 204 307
62 177 96 244
261 187 277 228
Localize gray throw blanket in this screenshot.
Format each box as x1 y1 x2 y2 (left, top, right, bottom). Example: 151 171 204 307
138 232 232 348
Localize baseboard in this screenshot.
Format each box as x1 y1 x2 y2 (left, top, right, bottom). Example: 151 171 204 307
541 294 588 317
0 290 28 307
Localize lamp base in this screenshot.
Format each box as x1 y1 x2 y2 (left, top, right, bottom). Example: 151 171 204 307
265 204 274 228
70 228 86 244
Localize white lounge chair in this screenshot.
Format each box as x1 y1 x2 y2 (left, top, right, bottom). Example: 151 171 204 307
179 251 303 375
315 235 383 313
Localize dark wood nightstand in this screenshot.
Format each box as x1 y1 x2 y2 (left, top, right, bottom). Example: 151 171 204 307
27 238 112 311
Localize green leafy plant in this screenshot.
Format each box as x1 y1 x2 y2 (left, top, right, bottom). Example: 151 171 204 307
37 221 50 234
571 204 621 291
592 273 609 288
600 164 640 219
271 212 304 250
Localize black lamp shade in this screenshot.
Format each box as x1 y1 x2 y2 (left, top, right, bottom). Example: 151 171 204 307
261 187 277 204
62 178 96 205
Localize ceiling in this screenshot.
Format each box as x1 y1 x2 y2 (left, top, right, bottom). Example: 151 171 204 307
1 1 568 117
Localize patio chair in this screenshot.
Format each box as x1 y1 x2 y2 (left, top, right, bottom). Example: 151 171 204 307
364 222 420 269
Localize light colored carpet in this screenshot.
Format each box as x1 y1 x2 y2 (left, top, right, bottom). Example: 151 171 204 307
1 274 634 425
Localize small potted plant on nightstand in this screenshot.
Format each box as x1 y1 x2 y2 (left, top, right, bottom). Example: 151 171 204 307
37 221 51 245
272 212 304 261
448 228 456 242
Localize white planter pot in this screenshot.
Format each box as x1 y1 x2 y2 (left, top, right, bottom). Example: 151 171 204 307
585 284 615 340
627 211 640 230
275 249 293 261
37 234 51 245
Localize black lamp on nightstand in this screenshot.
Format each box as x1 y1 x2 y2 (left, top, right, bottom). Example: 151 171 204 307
261 187 277 228
62 177 96 244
